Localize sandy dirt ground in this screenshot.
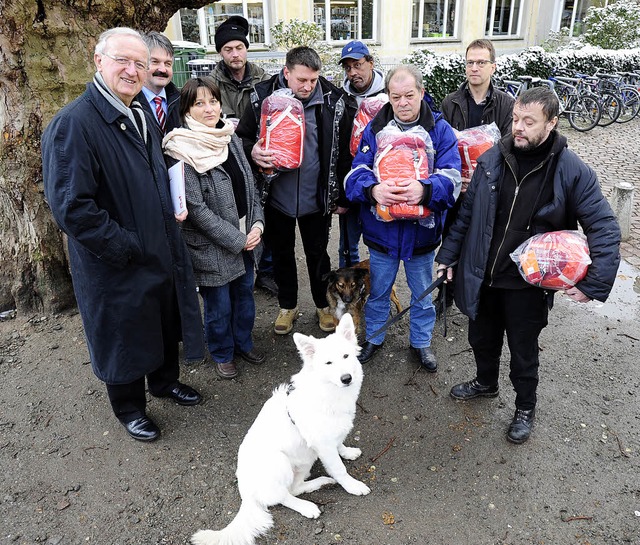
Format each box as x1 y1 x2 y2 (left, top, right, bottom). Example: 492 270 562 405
1 220 640 545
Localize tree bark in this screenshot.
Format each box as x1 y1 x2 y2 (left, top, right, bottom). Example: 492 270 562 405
0 0 212 313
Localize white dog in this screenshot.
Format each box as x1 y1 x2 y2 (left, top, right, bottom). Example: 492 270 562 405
191 313 370 545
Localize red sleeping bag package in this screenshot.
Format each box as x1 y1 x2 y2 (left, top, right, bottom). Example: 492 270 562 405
373 124 434 222
455 122 501 179
350 94 389 156
509 230 592 290
259 89 305 170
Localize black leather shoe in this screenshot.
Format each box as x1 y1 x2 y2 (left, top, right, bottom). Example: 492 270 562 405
161 383 202 406
123 416 160 442
358 342 383 364
450 378 499 400
507 408 535 444
411 346 437 372
255 273 278 296
239 349 266 365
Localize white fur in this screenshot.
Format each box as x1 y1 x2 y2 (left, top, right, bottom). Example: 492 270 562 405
191 314 370 545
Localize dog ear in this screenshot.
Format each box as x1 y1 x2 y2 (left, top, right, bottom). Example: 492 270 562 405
322 271 337 283
336 313 357 345
354 268 369 281
293 332 316 360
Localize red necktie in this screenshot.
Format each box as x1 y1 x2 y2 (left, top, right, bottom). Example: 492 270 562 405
153 96 166 133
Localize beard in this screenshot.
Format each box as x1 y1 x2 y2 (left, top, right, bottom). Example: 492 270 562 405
513 131 548 152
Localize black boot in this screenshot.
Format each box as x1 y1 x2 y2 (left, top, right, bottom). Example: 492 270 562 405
507 408 535 444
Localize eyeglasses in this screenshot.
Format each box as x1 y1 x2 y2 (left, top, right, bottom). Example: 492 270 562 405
102 53 148 72
466 60 493 68
344 61 368 73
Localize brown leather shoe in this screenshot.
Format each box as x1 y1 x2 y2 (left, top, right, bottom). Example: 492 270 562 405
215 361 238 379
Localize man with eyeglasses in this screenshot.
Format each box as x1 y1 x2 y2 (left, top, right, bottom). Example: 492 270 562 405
336 40 385 268
41 27 204 443
436 39 515 312
135 31 181 136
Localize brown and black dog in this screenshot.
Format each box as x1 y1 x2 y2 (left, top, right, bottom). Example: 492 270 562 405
324 259 402 336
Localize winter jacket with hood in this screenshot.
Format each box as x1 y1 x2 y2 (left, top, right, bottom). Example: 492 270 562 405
210 60 269 119
436 132 621 320
345 101 462 261
342 68 386 106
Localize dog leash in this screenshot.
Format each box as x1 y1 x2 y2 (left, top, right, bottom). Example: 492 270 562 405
364 260 458 343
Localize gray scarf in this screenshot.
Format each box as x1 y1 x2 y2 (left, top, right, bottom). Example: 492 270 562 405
93 72 147 144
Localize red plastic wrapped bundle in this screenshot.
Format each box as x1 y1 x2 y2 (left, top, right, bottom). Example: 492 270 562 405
350 94 389 156
455 122 501 179
373 125 433 221
259 90 305 170
510 230 592 290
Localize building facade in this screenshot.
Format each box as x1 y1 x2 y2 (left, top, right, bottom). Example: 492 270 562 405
164 0 610 62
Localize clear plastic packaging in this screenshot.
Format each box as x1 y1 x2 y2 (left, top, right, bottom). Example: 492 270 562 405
350 94 389 157
455 122 501 179
373 123 434 222
259 89 305 170
510 230 591 290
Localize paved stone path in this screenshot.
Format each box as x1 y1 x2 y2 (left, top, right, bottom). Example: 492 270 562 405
559 116 640 266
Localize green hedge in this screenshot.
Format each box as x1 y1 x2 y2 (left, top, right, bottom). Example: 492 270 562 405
403 45 640 104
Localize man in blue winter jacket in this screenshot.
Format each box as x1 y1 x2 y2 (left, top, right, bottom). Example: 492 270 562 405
345 64 461 368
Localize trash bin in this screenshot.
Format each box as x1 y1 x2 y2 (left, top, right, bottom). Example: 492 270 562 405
186 58 216 78
172 41 206 87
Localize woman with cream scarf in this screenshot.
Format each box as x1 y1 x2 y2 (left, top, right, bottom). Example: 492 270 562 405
164 77 265 380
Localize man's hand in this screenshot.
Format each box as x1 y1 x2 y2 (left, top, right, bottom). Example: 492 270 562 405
372 178 423 206
334 206 349 215
436 264 454 282
460 176 471 194
174 210 188 223
564 286 591 303
251 138 275 169
244 227 262 251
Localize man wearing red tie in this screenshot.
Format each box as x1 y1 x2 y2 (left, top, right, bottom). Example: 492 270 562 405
136 31 181 136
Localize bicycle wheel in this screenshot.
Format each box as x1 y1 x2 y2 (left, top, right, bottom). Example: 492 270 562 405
597 91 621 127
568 95 601 132
616 86 640 123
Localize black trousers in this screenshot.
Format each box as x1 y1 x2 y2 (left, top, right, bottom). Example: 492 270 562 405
105 294 181 424
468 285 549 410
264 205 331 310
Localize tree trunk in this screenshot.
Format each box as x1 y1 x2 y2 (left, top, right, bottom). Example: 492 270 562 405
0 0 212 313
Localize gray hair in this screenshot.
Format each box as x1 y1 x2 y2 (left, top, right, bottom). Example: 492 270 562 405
95 27 149 60
142 31 174 57
384 65 424 93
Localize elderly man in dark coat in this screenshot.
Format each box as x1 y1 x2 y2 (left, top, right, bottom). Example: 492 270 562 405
41 27 204 442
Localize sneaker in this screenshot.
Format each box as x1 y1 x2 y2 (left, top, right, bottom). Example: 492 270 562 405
255 273 278 296
274 307 299 335
507 408 535 444
450 378 499 400
316 307 336 333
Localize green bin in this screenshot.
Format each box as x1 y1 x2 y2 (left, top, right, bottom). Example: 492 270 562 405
172 41 206 88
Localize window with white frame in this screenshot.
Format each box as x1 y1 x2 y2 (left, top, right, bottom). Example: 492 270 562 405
202 0 269 47
485 0 522 37
560 0 609 36
313 0 377 42
411 0 459 39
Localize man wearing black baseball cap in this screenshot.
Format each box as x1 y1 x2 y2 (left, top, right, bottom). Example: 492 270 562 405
336 40 386 268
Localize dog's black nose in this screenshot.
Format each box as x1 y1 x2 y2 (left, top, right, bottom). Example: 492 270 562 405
341 374 352 385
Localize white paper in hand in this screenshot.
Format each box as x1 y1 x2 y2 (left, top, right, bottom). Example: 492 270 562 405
168 161 187 215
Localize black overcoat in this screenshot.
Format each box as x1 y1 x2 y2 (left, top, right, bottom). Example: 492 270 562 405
42 83 204 384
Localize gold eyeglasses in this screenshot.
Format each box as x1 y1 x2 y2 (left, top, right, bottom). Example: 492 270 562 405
102 53 148 72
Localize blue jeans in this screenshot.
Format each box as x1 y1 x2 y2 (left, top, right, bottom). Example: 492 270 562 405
199 253 255 363
366 248 436 347
338 207 362 268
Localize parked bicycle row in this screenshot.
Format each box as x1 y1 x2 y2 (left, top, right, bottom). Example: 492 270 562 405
496 69 640 132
